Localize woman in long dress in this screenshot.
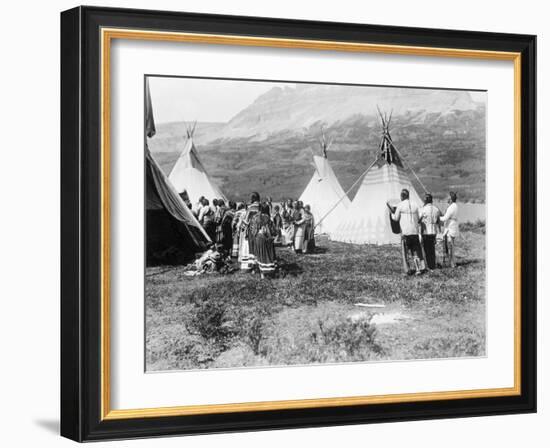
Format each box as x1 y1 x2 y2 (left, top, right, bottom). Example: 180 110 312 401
214 199 227 246
292 201 306 253
238 192 261 270
280 200 294 246
250 203 277 278
272 204 283 245
220 201 235 256
231 203 246 258
237 217 250 269
198 198 216 242
301 205 316 254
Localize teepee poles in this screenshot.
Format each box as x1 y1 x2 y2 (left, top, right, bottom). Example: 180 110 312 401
313 154 378 230
314 112 388 230
185 120 197 139
376 105 428 195
392 145 429 194
314 109 428 230
318 127 333 159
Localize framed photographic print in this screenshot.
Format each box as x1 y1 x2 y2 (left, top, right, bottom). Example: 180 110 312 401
60 6 536 442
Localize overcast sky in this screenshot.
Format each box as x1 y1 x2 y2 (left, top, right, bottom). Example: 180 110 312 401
148 76 486 124
148 77 283 124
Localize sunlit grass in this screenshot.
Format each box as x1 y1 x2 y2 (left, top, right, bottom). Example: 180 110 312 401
146 229 486 371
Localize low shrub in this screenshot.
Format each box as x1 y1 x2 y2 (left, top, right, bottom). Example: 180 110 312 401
242 315 266 356
264 305 383 365
314 316 383 358
188 295 237 350
413 328 485 359
460 219 486 234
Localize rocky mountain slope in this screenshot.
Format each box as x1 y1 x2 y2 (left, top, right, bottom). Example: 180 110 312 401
218 84 479 141
149 84 486 202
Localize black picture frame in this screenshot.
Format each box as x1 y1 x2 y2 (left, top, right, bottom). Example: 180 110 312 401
61 5 536 442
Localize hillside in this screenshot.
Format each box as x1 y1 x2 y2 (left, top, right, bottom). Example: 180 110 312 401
149 84 486 202
218 84 479 141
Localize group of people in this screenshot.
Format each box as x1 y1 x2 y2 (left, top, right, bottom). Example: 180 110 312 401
387 189 459 276
182 187 459 278
277 199 316 254
184 192 317 278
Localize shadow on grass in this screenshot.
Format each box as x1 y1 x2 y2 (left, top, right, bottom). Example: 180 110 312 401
146 266 181 277
310 246 329 254
278 261 303 276
456 258 484 267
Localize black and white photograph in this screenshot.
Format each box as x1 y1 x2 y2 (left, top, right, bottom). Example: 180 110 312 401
145 76 487 372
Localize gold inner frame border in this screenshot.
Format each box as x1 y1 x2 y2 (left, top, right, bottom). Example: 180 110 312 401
99 27 522 421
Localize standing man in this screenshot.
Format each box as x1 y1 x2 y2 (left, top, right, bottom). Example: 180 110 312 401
192 195 205 217
440 191 459 268
419 193 441 270
179 189 192 210
387 189 426 275
265 196 274 216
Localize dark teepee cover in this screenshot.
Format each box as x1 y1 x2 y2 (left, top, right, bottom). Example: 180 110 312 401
146 148 211 266
374 113 405 169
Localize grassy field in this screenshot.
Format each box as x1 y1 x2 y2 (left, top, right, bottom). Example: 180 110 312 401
146 227 486 371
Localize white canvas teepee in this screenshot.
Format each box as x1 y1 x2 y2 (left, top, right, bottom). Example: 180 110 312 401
299 132 351 236
168 123 227 204
331 112 423 245
145 81 210 266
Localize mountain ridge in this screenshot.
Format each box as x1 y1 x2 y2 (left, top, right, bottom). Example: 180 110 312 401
215 85 479 142
148 84 486 201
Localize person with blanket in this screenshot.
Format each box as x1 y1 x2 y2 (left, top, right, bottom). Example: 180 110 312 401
250 203 277 278
238 192 261 271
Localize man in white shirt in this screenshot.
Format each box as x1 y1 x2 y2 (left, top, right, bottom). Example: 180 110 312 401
192 195 205 217
387 189 426 275
420 193 441 270
440 191 459 268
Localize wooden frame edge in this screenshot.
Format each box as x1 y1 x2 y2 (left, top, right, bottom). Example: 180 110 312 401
102 387 520 420
99 27 523 421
